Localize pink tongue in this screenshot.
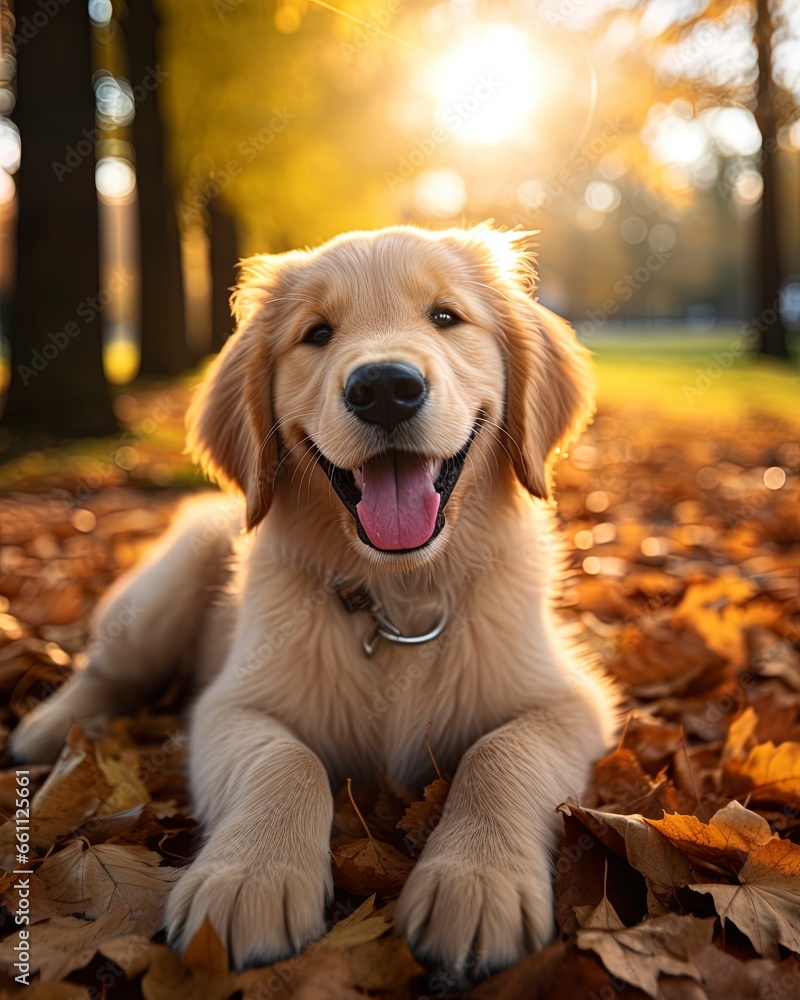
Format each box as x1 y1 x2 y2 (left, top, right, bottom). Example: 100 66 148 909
357 453 440 551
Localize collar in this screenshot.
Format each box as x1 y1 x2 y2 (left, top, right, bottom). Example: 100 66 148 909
335 578 449 657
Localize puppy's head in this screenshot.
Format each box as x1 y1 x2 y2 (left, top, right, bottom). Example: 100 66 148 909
188 226 593 570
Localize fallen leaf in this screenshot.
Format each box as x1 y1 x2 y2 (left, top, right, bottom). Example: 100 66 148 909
97 754 151 815
645 800 775 874
331 837 414 897
396 777 450 853
607 622 728 699
0 910 141 981
36 839 180 938
26 724 112 853
577 907 715 998
693 944 800 1000
321 895 389 949
561 802 693 910
720 706 758 764
470 940 572 999
672 577 755 669
724 740 800 809
348 933 424 990
98 933 160 979
689 836 800 958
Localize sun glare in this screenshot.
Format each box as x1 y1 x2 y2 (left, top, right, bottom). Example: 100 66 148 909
429 23 539 146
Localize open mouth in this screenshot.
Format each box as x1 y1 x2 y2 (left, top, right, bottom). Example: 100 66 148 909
314 421 480 553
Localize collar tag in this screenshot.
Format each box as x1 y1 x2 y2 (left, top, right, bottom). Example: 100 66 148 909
335 578 448 658
336 581 375 616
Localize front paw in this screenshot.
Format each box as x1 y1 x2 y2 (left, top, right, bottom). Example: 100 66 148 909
166 843 333 970
9 702 77 763
394 846 554 978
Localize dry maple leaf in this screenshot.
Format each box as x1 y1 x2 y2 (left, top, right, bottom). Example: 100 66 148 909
396 777 450 853
592 747 660 810
606 622 727 699
576 901 715 998
645 800 775 874
0 909 141 981
2 724 113 861
331 836 414 897
0 840 180 980
561 802 693 900
689 836 800 959
724 740 800 809
36 838 180 937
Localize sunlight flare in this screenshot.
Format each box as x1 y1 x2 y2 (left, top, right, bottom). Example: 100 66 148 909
429 23 540 146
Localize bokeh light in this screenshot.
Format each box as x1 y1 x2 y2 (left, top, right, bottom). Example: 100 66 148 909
96 157 137 203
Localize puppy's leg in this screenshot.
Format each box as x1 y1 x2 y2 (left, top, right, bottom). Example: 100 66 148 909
395 694 610 977
166 682 333 969
9 495 241 763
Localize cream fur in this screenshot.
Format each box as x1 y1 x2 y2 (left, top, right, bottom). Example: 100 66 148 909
10 226 618 977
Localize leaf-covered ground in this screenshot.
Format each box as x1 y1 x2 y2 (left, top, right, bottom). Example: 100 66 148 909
0 387 799 999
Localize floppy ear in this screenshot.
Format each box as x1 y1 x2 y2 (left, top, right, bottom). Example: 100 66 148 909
504 296 595 500
186 258 279 530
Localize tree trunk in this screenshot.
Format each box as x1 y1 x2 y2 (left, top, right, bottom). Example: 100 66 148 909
208 198 239 353
123 0 191 376
4 0 117 437
754 0 790 359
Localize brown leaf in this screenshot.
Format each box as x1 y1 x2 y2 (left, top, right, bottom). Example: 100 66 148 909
671 576 756 669
470 940 571 1000
396 777 450 853
10 583 86 628
724 740 800 809
98 933 160 979
720 706 758 763
96 754 151 816
645 800 774 874
689 837 800 958
561 803 693 910
693 944 800 1000
0 910 141 981
331 836 414 898
36 839 180 937
348 934 424 990
0 724 112 865
577 907 715 998
592 748 659 810
607 622 728 699
320 895 389 949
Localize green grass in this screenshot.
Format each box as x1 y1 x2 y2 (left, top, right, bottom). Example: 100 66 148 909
591 329 799 423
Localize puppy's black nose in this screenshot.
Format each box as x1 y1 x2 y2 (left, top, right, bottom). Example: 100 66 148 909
344 362 427 433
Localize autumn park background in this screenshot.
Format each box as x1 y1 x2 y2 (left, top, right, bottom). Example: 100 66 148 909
0 0 799 997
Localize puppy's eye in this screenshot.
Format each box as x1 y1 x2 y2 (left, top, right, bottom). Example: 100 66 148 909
303 323 334 346
430 308 462 329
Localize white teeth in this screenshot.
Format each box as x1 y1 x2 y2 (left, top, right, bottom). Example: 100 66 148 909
353 467 364 491
428 459 441 479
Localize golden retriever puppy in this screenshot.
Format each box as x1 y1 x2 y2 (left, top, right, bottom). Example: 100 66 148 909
11 225 617 977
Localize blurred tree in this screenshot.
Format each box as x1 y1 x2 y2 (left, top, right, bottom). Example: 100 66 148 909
4 0 117 436
754 0 789 358
615 0 797 358
121 0 191 375
208 197 239 352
